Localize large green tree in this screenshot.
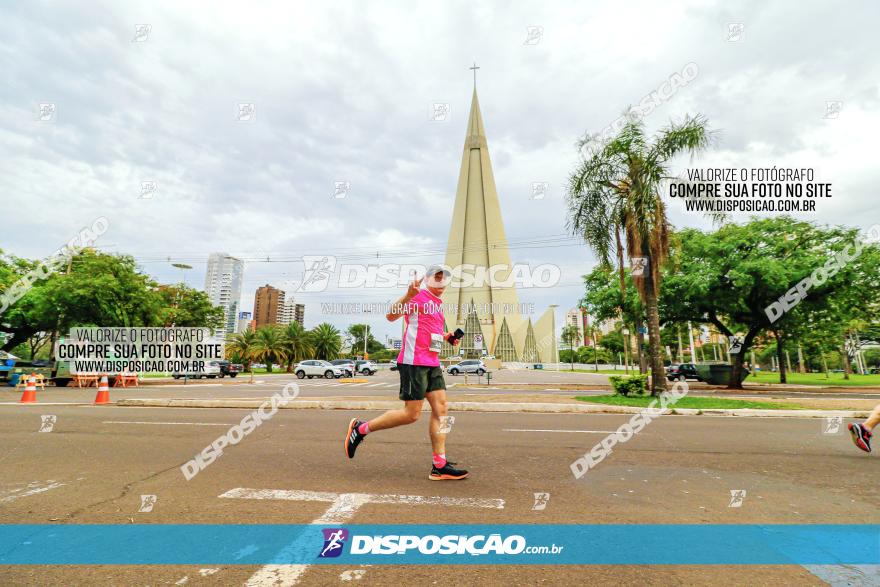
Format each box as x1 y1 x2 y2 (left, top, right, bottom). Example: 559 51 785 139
345 323 384 356
1 250 228 354
567 114 712 394
660 217 880 388
157 284 225 329
1 250 162 353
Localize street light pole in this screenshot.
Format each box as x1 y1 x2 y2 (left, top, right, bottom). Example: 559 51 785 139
170 263 193 328
364 323 369 359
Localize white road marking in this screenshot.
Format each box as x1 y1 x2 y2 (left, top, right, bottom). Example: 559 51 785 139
0 481 66 503
221 487 504 585
503 428 624 434
102 421 231 426
803 564 880 586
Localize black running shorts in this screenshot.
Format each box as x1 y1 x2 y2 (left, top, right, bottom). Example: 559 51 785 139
397 363 446 401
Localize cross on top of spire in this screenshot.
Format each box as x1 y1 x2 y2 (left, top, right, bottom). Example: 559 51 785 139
469 62 480 88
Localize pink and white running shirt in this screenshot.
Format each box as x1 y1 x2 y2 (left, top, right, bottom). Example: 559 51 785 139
396 289 445 367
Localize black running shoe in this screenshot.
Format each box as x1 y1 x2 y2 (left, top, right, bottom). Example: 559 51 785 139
429 462 469 481
345 418 365 459
848 422 872 453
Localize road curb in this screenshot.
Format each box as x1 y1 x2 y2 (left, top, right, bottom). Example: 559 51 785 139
113 398 871 418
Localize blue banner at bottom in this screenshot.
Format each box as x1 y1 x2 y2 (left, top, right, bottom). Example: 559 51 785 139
0 525 877 565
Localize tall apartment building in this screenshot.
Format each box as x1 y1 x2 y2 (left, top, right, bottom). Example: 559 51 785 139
253 285 285 329
278 298 305 327
203 253 244 336
565 308 585 346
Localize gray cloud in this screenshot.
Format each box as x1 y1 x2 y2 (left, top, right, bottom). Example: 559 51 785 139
1 0 877 340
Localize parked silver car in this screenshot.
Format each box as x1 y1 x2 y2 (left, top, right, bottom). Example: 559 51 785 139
294 360 344 379
446 359 487 375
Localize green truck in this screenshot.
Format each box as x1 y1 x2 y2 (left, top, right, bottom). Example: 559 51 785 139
5 360 78 387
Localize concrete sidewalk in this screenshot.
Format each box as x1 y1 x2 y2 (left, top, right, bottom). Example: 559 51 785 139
112 396 871 418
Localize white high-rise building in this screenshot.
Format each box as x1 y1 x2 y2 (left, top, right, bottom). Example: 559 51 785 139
204 253 244 336
278 297 294 325
565 308 585 346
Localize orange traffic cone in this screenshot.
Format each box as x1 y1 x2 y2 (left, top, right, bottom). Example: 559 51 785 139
94 374 111 405
19 374 37 403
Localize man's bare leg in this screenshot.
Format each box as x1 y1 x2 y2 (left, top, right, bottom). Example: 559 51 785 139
863 403 880 431
367 400 423 431
345 400 422 458
425 388 448 456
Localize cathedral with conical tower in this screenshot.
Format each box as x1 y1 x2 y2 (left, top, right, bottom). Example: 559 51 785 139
440 76 558 363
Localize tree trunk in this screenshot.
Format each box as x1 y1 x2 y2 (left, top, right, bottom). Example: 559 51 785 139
727 329 757 390
636 328 647 374
842 334 852 380
774 330 787 384
643 262 666 395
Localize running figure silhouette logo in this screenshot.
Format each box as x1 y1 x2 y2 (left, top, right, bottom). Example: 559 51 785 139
297 255 337 292
318 528 349 558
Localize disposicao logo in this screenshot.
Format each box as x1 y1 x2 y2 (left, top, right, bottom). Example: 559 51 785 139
319 528 348 558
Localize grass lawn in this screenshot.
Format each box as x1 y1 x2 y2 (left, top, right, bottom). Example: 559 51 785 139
746 371 880 387
575 394 797 410
567 368 635 374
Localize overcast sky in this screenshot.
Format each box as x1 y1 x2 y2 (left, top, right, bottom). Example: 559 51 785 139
2 0 878 341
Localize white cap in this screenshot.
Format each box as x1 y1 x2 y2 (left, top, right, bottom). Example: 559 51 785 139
424 264 452 287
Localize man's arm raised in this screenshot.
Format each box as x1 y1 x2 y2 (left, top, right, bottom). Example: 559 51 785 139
386 276 422 322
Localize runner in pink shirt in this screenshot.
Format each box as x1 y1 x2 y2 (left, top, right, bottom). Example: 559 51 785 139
344 265 468 480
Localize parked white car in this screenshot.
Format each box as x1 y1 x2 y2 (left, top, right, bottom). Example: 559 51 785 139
355 360 377 375
294 360 344 379
446 360 487 375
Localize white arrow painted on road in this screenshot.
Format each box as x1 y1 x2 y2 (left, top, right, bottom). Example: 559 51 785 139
220 487 505 586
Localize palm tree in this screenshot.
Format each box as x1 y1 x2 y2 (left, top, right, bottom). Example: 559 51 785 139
281 322 313 372
226 328 258 383
584 323 601 372
252 326 287 373
310 322 342 360
567 114 712 394
561 325 580 371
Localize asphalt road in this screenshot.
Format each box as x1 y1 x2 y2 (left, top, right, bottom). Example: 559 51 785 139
0 402 877 586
